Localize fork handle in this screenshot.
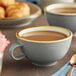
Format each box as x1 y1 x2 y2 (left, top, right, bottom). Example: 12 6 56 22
67 66 74 76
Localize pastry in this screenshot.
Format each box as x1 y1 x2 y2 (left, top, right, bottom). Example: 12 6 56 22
6 2 30 18
0 7 5 19
0 0 15 7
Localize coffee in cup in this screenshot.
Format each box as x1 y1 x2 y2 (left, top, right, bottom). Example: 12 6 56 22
19 30 67 41
9 26 72 66
50 7 76 14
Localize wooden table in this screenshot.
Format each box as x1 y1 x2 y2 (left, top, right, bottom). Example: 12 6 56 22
1 14 76 76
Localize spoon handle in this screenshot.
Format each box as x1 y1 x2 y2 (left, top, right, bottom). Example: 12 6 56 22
67 66 74 76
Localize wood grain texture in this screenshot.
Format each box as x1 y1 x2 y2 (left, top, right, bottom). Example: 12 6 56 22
1 14 76 76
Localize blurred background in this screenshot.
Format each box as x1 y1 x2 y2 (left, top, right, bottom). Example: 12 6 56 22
16 0 40 4
16 0 75 9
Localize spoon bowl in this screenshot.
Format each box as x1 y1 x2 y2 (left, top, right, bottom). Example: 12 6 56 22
70 54 76 65
67 54 76 76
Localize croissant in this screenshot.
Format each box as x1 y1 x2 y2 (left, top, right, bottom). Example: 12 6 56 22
6 2 30 18
0 0 15 7
0 7 5 19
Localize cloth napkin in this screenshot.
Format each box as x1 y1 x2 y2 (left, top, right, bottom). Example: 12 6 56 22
52 62 76 76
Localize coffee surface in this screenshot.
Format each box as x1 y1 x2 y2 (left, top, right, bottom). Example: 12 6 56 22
20 31 67 41
50 7 76 14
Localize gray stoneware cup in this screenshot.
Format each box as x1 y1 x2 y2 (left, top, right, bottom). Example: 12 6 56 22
9 26 73 66
44 3 76 33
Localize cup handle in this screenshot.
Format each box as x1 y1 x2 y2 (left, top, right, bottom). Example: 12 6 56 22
9 43 25 60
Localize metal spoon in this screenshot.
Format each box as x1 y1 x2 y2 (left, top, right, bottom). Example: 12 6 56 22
67 54 76 76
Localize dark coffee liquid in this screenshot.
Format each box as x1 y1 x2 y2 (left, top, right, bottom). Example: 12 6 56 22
50 7 76 14
20 31 67 41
